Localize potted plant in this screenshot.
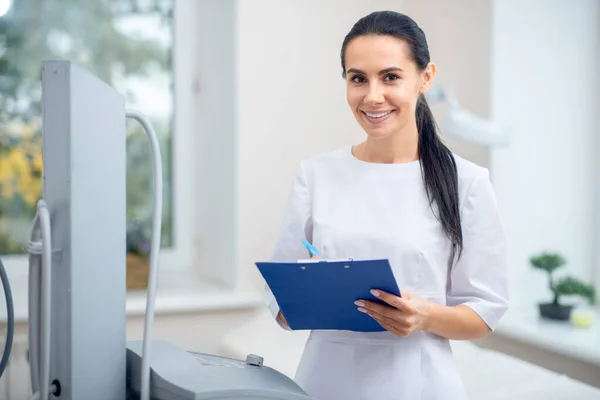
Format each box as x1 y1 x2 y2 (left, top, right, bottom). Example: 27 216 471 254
126 221 152 290
530 252 596 320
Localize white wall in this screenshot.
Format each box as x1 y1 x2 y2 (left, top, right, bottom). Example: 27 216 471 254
232 0 405 291
489 0 600 307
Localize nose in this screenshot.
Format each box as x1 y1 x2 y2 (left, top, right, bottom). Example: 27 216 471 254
365 82 385 105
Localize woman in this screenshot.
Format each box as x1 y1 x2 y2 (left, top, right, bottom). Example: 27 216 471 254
265 10 508 400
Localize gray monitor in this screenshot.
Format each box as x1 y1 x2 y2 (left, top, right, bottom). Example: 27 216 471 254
39 60 311 400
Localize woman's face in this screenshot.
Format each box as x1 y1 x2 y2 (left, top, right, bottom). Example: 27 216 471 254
344 35 434 140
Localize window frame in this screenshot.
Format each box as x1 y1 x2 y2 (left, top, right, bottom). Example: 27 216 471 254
596 19 600 310
596 116 600 307
157 0 196 272
2 0 197 280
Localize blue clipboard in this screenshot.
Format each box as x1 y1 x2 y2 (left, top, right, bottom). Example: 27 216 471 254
256 259 401 332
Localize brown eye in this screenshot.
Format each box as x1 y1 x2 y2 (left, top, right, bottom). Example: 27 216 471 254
351 75 366 83
384 74 400 81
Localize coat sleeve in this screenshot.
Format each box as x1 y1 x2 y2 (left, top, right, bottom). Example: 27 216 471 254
446 168 509 331
265 161 313 329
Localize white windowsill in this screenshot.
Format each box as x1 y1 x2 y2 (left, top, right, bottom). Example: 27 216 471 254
0 269 264 324
493 305 600 367
125 270 264 317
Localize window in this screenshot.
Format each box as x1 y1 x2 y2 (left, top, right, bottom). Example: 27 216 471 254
0 0 195 277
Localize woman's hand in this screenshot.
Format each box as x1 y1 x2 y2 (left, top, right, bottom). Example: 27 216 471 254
355 290 433 337
277 310 289 327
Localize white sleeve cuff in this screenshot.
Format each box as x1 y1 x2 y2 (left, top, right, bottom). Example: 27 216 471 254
457 298 508 331
265 284 291 331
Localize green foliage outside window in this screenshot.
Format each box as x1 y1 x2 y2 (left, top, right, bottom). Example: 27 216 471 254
0 0 174 255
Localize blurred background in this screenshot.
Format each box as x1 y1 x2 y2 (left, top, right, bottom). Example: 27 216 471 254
0 0 599 398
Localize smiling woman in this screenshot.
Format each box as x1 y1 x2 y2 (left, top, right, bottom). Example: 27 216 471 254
264 10 509 400
341 13 462 264
344 38 435 145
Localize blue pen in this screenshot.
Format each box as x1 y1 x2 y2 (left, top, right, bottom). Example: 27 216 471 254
302 238 320 257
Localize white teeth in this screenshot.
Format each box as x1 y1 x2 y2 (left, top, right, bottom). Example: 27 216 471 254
365 111 392 118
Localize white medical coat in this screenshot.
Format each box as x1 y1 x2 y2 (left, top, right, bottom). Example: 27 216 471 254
265 146 509 400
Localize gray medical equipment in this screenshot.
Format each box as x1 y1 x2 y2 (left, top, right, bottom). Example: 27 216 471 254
126 341 311 400
0 60 312 400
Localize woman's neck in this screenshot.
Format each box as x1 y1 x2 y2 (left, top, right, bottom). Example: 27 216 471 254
356 126 419 164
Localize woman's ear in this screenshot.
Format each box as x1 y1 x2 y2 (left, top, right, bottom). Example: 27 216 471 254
419 62 436 94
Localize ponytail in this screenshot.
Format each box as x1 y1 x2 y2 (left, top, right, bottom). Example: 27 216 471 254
416 94 463 261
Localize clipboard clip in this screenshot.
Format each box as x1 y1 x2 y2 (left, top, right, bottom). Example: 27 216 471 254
296 258 354 263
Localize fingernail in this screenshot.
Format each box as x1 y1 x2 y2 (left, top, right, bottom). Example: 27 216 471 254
354 300 365 307
357 307 367 313
370 289 380 297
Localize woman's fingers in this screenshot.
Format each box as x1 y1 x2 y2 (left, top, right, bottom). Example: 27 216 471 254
369 313 414 337
357 300 413 328
370 289 413 312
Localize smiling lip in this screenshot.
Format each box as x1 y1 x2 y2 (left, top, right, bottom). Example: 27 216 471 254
362 110 395 124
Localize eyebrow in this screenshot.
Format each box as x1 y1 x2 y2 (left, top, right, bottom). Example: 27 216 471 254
346 67 404 75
